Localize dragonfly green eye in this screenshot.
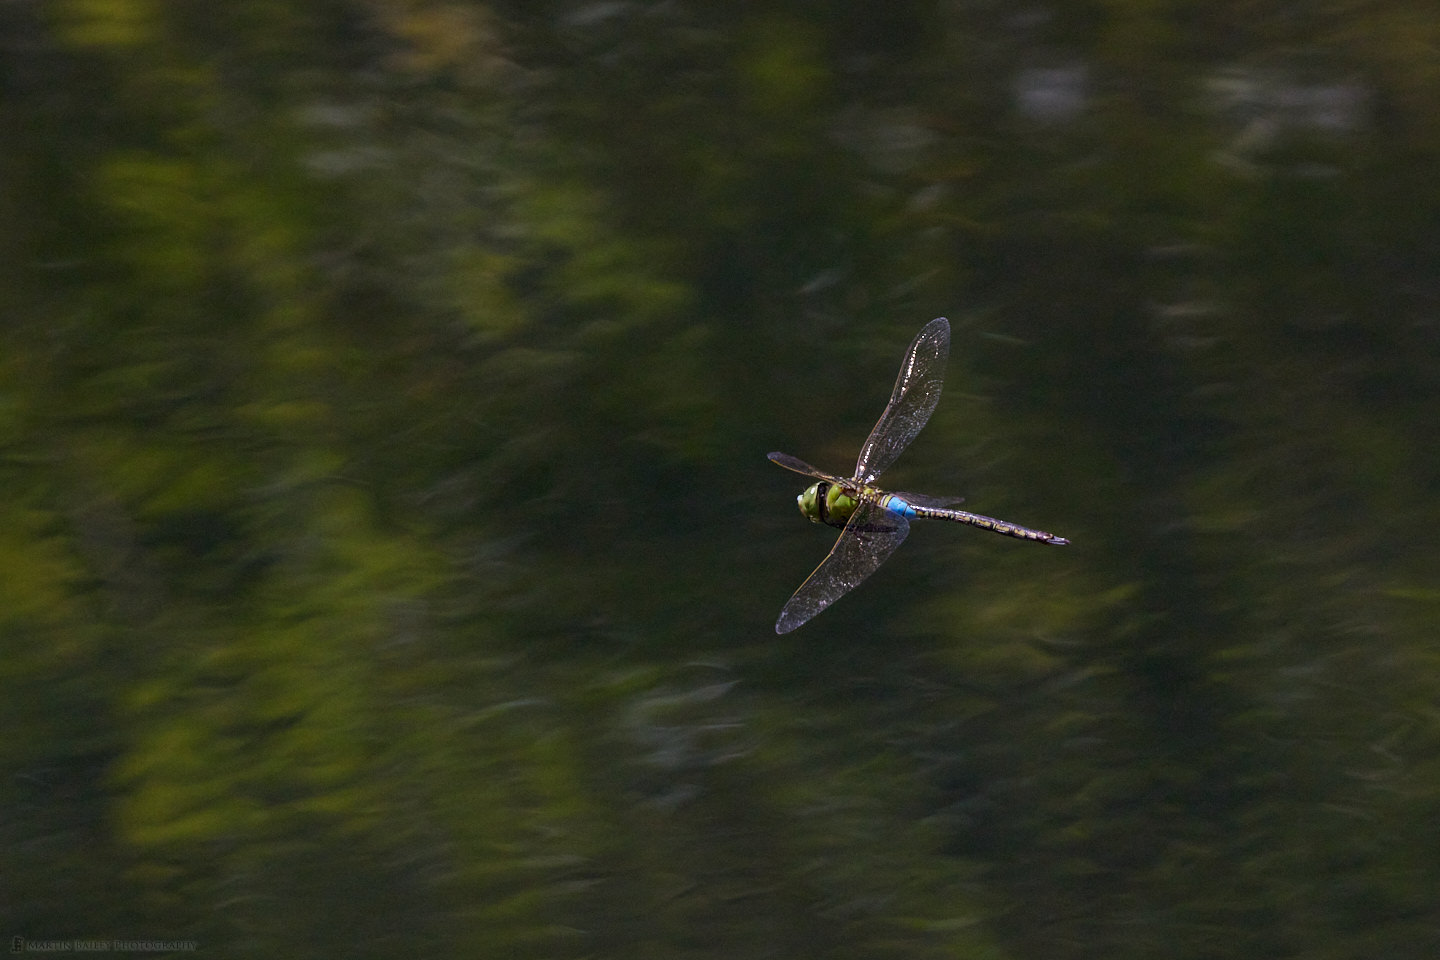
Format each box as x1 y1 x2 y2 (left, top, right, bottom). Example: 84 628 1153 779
797 483 823 522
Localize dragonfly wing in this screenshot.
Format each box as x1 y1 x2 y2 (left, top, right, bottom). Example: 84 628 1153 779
775 499 910 634
768 451 847 485
889 490 965 509
854 317 950 484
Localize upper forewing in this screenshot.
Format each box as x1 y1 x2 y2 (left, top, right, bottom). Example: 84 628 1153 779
853 317 950 484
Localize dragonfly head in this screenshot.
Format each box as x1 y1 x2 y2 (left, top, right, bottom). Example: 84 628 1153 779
797 483 824 523
797 482 857 528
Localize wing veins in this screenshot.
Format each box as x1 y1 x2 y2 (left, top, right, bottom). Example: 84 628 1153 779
853 317 950 484
775 499 910 634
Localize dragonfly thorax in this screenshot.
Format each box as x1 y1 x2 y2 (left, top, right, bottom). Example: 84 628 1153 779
798 481 858 528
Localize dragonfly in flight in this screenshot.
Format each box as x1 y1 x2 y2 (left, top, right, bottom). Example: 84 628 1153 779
770 317 1068 634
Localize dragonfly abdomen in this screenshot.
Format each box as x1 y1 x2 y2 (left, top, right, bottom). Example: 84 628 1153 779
878 493 919 520
911 503 1069 545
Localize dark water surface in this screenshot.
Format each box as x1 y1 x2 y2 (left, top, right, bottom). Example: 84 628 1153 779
4 3 1438 957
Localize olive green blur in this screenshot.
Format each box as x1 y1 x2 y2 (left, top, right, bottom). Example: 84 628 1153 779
3 2 1439 959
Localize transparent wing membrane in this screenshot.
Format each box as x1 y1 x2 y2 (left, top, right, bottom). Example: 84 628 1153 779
854 317 950 484
775 499 910 634
888 490 964 509
767 451 846 485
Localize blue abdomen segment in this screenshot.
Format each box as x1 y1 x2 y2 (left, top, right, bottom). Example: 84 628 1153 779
881 494 918 519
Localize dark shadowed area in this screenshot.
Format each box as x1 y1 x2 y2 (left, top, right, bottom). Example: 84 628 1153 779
3 2 1438 957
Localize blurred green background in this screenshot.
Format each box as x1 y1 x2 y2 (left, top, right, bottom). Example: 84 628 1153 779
3 1 1439 957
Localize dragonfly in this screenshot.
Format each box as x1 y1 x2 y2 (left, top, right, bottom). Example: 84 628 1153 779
770 316 1068 634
